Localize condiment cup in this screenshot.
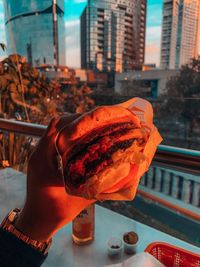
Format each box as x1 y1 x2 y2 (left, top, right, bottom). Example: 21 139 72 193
107 237 123 258
123 231 139 255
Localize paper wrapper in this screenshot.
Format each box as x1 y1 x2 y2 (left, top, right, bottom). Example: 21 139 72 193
104 252 165 267
93 97 162 201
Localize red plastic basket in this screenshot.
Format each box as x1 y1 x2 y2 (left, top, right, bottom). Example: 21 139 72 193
145 242 200 267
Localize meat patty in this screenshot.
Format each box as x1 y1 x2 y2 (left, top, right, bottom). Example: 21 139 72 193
64 122 144 188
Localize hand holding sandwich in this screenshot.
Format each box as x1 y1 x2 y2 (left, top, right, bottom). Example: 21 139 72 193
14 98 162 243
14 114 94 242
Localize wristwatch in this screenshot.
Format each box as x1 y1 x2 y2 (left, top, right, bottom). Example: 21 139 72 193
0 208 52 255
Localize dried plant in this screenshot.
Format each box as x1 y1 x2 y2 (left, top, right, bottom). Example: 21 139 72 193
0 54 95 171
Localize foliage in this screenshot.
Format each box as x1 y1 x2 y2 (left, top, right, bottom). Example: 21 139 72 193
157 58 200 149
0 54 95 170
0 54 95 123
0 54 58 122
64 84 94 113
160 58 200 122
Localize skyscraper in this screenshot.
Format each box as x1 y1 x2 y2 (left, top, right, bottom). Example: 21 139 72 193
81 0 146 73
4 0 66 66
160 0 200 69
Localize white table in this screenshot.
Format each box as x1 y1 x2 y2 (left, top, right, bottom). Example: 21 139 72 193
0 168 200 267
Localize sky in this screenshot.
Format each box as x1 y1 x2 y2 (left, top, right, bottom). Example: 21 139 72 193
0 0 163 67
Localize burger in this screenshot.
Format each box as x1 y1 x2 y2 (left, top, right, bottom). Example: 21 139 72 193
56 105 148 199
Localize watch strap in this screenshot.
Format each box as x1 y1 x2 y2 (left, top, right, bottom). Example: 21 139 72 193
0 208 52 255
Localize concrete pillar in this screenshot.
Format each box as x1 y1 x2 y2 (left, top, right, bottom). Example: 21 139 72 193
191 183 200 207
162 171 171 195
171 175 180 199
146 166 154 189
154 168 162 192
181 179 191 204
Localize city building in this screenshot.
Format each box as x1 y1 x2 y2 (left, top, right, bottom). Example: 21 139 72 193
81 0 146 73
115 69 180 98
160 0 200 69
37 65 76 84
142 63 156 71
3 0 66 66
37 65 108 90
75 69 107 85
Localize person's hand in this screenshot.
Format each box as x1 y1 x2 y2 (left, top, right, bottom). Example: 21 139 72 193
15 114 94 242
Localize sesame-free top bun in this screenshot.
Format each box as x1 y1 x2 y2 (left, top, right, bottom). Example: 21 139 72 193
57 105 145 199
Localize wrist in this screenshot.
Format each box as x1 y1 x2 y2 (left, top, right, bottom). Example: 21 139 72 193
1 208 52 255
14 204 56 242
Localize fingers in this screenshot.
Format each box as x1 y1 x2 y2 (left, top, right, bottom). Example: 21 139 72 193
29 114 83 176
44 113 81 138
53 113 83 155
55 113 81 131
43 117 60 138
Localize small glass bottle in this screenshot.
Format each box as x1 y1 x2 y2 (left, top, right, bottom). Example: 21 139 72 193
72 204 95 245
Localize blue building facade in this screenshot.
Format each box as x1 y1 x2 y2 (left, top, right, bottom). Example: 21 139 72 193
4 0 66 66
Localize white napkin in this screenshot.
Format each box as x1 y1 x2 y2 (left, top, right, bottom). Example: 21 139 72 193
104 252 165 267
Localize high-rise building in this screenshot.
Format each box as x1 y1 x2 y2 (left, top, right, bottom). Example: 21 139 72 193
81 0 146 73
4 0 66 66
160 0 200 69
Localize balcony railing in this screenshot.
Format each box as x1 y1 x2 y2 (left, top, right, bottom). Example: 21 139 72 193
139 165 200 221
0 118 200 222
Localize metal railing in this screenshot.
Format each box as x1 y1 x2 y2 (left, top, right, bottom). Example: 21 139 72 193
139 165 200 221
0 118 200 221
0 119 46 137
0 118 199 175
